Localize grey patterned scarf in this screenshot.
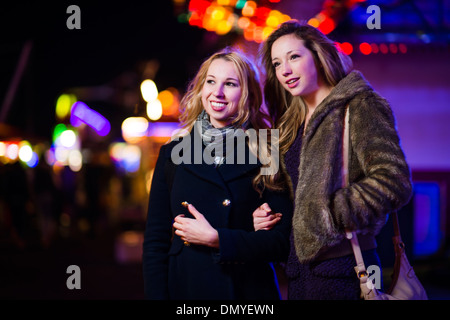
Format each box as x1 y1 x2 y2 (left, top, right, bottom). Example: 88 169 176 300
196 110 246 167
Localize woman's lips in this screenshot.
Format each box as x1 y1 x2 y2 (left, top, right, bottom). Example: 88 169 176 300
286 77 299 88
211 101 227 111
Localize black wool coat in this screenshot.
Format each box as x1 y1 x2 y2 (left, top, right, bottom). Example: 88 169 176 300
143 128 293 300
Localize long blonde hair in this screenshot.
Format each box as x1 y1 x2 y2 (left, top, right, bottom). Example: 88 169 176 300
260 21 353 154
177 47 285 194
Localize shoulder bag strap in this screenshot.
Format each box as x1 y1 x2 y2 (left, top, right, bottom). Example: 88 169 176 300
343 105 403 279
342 105 368 277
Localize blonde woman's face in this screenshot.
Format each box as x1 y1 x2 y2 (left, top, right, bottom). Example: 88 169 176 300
271 34 322 100
201 58 242 128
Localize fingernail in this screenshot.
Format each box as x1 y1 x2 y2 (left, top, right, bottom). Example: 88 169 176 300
181 201 190 208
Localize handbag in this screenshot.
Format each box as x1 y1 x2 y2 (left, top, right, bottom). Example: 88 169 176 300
342 105 428 300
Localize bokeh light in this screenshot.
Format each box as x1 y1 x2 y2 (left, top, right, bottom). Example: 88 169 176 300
56 93 77 120
122 117 149 143
59 129 77 148
147 99 163 121
109 142 142 174
18 141 33 163
359 42 372 55
140 79 158 103
70 101 111 136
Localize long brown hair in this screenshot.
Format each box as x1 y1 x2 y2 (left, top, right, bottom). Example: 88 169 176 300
177 47 285 195
260 21 353 154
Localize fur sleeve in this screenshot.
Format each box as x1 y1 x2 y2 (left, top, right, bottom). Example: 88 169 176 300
332 93 413 234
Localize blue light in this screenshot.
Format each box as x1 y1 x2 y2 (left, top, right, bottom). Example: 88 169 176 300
26 151 39 168
413 182 442 258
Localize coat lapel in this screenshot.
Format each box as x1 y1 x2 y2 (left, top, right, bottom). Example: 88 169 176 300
168 127 262 187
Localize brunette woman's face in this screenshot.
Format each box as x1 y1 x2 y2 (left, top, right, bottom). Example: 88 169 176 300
201 58 242 128
271 34 323 100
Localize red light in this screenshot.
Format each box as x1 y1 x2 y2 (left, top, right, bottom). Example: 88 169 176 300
255 6 271 21
399 43 407 54
371 43 379 54
340 42 353 55
188 0 210 13
359 42 372 55
379 43 388 54
389 43 398 54
318 16 335 35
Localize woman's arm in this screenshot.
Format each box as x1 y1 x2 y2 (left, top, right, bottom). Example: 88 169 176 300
332 94 413 233
217 190 293 263
172 191 293 263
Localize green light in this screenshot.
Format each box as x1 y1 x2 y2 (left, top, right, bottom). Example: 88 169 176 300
235 0 247 10
53 123 67 142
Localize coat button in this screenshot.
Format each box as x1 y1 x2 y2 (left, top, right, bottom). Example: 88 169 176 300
222 199 231 207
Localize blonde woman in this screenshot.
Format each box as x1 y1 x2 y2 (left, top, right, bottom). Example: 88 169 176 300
143 48 293 300
253 21 412 299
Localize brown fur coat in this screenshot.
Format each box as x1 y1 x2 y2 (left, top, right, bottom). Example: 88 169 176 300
291 70 412 262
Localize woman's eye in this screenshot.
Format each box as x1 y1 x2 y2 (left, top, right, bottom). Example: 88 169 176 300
206 79 215 84
290 54 300 60
273 62 280 68
226 82 238 87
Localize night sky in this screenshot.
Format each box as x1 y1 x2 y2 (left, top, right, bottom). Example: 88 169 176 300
0 1 227 141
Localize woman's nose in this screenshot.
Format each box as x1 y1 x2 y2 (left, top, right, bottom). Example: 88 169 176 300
281 62 292 77
213 85 225 97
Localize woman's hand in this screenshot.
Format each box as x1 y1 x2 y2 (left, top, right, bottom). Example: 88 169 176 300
173 204 219 248
252 203 282 231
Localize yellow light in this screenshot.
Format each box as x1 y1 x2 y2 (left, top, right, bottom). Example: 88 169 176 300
216 20 232 35
269 10 281 18
263 26 274 40
140 79 158 103
217 0 230 5
308 18 320 28
266 15 279 27
147 99 163 121
203 16 217 31
56 94 77 120
211 7 226 20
